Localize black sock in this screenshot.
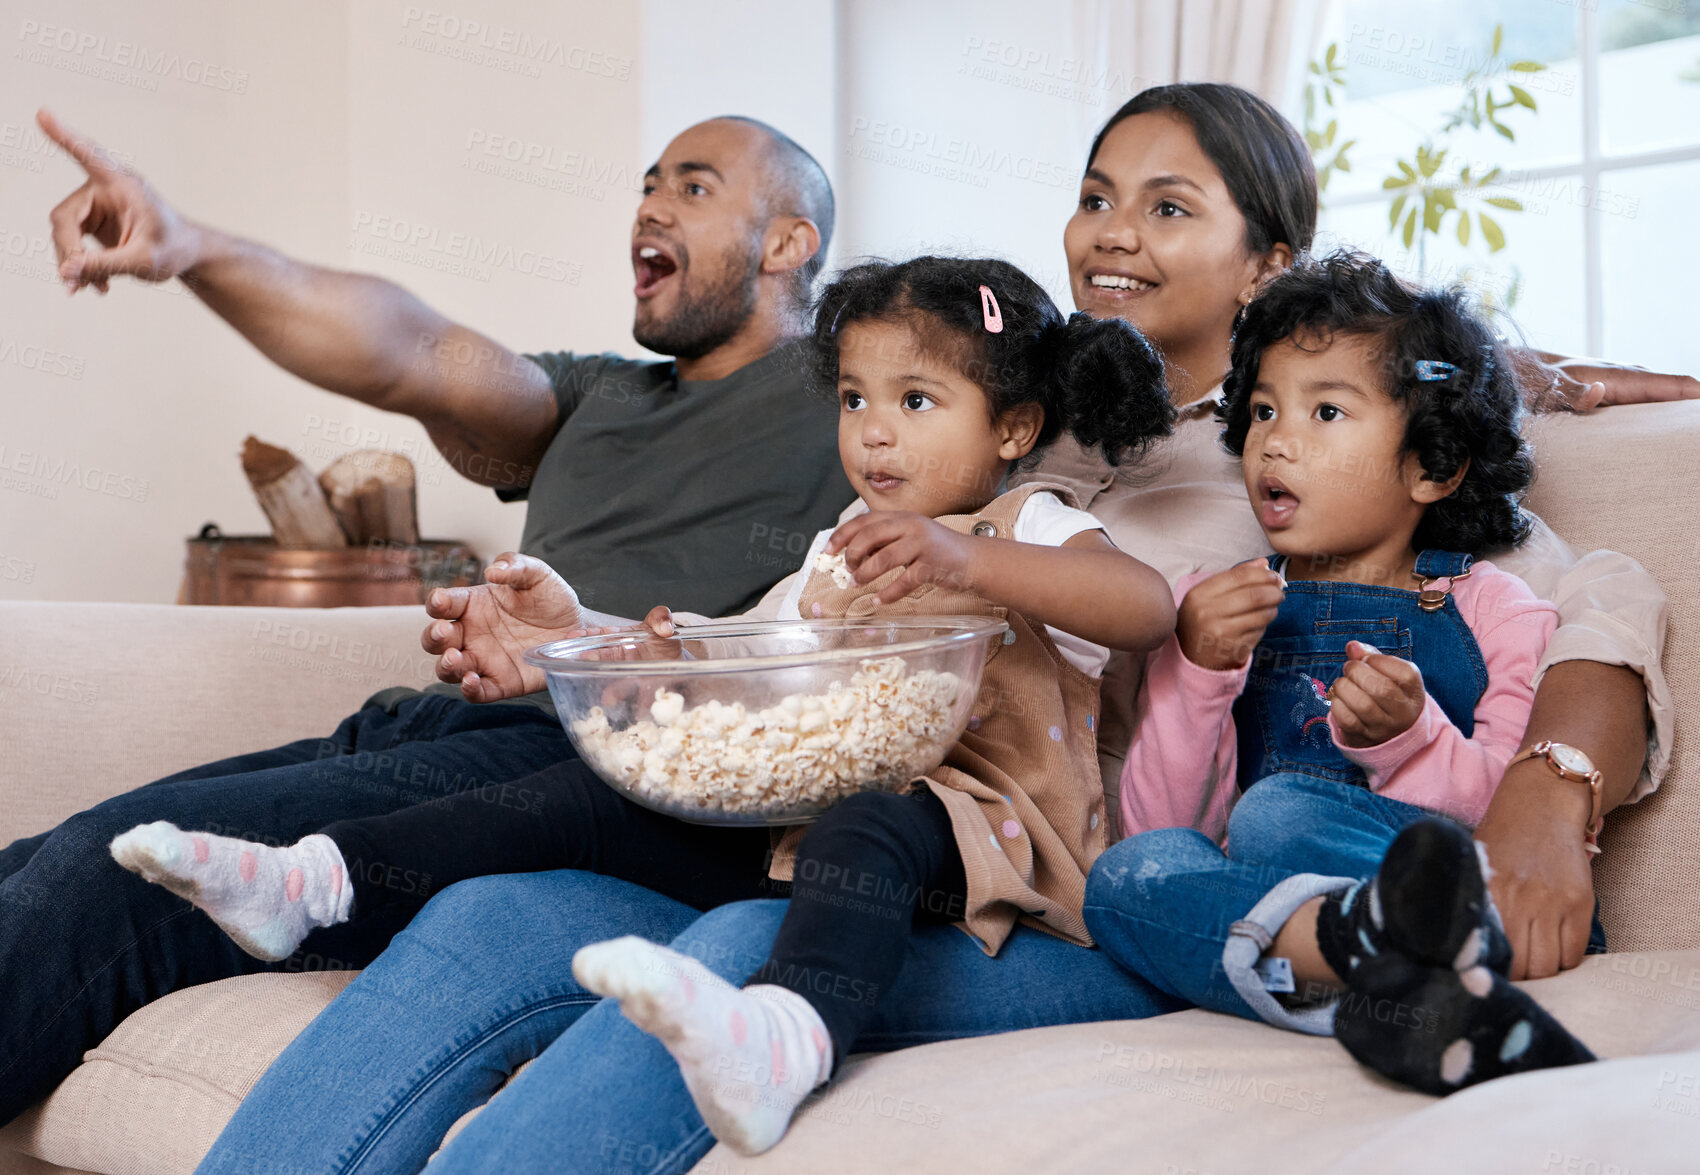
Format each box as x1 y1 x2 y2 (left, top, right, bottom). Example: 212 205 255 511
1334 951 1595 1095
1314 818 1512 982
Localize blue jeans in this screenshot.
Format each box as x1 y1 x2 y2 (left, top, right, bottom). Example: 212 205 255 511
1084 773 1606 1036
1085 773 1435 1033
0 692 572 1125
198 872 1186 1175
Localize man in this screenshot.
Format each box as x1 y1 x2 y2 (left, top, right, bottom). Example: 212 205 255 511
0 110 853 1125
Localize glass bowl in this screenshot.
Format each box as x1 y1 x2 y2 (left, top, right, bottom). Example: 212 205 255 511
524 617 1008 825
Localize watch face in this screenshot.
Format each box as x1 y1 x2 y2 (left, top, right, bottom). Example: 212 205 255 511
1551 743 1594 774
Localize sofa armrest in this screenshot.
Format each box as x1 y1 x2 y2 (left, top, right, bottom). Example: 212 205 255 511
0 602 438 847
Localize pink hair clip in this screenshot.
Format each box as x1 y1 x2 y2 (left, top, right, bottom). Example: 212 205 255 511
978 284 1003 334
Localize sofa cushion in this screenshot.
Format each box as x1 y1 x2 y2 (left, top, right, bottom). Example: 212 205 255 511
1522 402 1700 953
11 951 1700 1174
0 602 435 849
700 950 1700 1173
0 972 356 1175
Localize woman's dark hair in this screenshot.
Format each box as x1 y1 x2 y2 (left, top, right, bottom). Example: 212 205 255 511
1087 83 1318 257
1218 249 1534 554
808 256 1175 467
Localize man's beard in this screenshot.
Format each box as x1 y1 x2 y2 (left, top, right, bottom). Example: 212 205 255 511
633 247 762 360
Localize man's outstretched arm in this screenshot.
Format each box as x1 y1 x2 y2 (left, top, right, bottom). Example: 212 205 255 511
39 108 557 489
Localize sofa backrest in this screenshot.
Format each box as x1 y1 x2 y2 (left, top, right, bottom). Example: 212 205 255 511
1522 401 1699 952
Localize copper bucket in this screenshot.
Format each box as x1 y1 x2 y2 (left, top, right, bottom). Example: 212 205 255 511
180 524 483 607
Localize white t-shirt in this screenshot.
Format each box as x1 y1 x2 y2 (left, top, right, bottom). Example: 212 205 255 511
776 491 1112 677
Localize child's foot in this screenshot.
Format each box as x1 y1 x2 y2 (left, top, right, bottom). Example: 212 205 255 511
1315 819 1512 981
573 936 833 1155
109 822 351 961
1334 951 1595 1094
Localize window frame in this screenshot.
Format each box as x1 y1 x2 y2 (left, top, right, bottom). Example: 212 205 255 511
1316 3 1700 355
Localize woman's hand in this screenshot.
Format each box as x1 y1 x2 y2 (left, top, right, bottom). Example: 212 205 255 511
1329 640 1426 748
422 552 586 702
1175 561 1286 670
826 511 977 605
1514 348 1700 413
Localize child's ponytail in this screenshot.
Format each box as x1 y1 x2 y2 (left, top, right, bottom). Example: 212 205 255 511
809 255 1175 473
1041 311 1175 468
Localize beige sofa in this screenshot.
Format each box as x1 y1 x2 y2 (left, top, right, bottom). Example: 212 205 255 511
3 400 1698 1175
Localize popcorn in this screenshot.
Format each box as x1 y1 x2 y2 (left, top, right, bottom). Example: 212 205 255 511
570 657 964 820
812 549 856 589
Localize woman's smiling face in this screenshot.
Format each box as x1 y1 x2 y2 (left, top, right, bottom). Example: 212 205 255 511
1065 110 1284 395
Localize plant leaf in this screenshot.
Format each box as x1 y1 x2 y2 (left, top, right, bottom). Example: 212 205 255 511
1493 24 1504 56
1326 119 1338 145
1509 61 1544 73
1458 213 1471 246
1509 84 1535 109
1484 196 1523 210
1491 119 1515 142
1398 159 1417 180
1383 175 1410 190
1480 213 1506 252
1326 42 1338 69
1424 194 1443 232
1402 208 1418 249
1390 193 1409 230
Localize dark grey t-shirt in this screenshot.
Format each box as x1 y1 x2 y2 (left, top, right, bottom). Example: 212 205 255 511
389 340 853 713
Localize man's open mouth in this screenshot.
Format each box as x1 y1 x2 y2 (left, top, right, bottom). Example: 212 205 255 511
632 240 680 298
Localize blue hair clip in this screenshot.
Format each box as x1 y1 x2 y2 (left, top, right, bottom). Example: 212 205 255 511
830 304 845 333
1414 359 1457 382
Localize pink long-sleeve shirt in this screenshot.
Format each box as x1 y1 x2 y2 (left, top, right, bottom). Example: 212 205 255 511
1119 561 1560 844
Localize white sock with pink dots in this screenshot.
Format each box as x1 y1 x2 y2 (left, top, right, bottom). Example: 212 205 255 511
573 936 834 1155
109 821 352 962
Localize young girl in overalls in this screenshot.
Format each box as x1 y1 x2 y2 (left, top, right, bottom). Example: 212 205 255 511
1088 250 1597 1096
110 256 1180 1153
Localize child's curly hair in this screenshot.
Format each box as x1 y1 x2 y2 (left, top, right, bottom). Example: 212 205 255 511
1218 250 1534 554
807 256 1175 468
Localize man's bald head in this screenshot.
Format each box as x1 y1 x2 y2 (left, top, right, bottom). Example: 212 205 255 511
630 118 833 360
706 116 834 289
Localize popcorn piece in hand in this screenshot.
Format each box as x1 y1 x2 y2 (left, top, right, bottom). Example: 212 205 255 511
812 549 855 589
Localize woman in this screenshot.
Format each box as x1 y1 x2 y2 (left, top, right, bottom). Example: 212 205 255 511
196 84 1681 1175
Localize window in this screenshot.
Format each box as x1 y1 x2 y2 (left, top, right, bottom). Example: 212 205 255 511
1306 0 1700 372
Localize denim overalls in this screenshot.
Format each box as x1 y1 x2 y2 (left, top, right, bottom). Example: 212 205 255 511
1084 549 1605 1037
1232 549 1484 791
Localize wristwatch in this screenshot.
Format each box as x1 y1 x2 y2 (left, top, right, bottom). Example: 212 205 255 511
1507 741 1604 847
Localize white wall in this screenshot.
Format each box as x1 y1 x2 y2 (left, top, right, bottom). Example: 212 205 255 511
0 0 644 603
0 0 1295 604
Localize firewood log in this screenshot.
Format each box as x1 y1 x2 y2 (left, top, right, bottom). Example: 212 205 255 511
239 436 348 548
317 450 419 545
